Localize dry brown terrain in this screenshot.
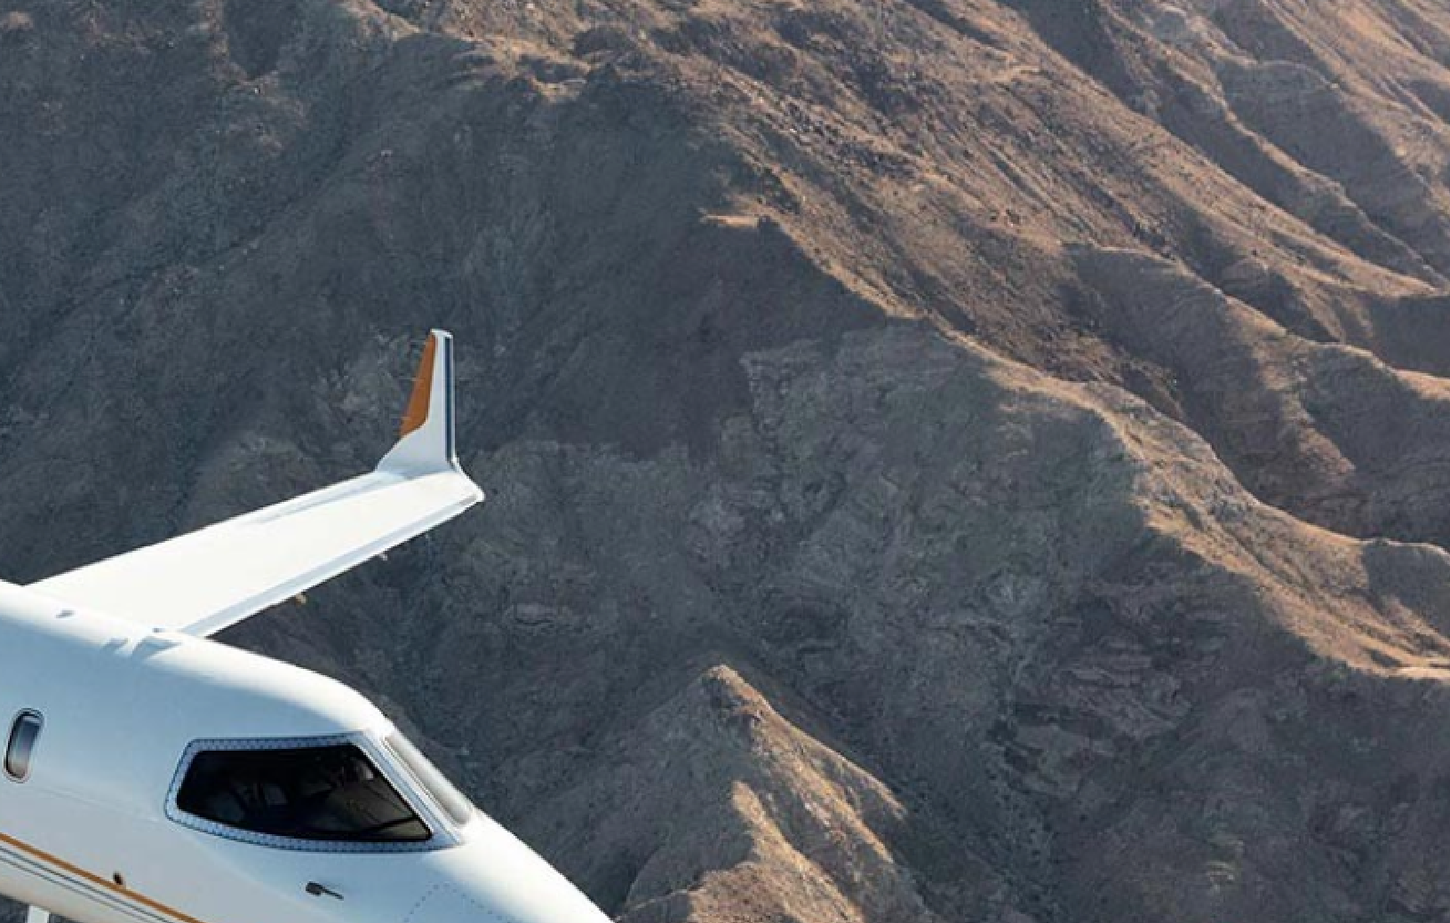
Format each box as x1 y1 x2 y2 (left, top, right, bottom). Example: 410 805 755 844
6 0 1450 921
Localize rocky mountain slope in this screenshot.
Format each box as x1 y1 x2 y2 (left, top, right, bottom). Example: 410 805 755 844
6 0 1450 921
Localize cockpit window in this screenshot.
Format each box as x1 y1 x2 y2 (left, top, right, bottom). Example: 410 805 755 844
386 733 476 827
176 744 431 843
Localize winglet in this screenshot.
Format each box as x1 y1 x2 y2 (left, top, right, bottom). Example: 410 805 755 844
378 330 461 476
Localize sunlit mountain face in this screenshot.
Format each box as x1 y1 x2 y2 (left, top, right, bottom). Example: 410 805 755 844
7 1 1450 921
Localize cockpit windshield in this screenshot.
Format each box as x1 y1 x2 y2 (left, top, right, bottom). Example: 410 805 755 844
175 744 431 843
386 732 476 827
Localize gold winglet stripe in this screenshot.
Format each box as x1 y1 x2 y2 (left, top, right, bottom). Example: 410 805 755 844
399 335 438 438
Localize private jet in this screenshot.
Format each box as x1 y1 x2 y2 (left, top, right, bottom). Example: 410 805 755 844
0 331 610 923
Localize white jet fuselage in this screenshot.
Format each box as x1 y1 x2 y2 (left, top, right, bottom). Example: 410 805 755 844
0 580 607 923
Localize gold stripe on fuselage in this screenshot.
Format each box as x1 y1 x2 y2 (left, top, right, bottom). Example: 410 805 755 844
0 831 208 923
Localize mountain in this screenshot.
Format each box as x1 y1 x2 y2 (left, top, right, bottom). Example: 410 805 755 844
5 0 1450 921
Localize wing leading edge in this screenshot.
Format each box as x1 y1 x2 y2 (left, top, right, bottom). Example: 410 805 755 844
28 330 484 638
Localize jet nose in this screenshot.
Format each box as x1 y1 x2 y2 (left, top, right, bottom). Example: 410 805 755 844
408 883 517 922
412 814 611 923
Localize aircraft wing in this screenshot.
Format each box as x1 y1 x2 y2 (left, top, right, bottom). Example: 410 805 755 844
26 330 484 638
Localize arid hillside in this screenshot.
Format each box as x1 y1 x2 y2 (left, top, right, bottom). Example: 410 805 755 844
5 1 1450 921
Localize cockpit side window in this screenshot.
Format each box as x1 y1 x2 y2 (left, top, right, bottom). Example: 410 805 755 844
175 744 431 843
386 732 476 828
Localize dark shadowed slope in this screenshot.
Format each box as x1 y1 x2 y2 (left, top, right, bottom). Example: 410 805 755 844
7 1 1450 922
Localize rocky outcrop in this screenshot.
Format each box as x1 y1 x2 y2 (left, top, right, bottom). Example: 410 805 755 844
8 1 1450 922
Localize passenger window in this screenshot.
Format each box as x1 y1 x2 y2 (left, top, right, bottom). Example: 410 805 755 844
5 711 43 782
176 745 431 843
